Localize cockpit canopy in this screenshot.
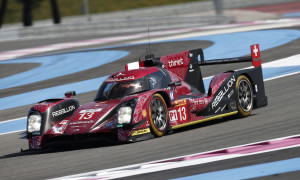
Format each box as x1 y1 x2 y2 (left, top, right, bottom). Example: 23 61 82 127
94 69 171 101
95 79 143 101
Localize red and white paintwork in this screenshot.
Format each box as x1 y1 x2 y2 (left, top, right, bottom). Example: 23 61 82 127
27 44 267 149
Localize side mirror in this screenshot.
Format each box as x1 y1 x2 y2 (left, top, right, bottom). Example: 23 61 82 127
168 81 182 87
65 91 76 98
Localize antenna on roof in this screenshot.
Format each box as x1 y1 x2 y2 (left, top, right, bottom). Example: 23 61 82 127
148 28 152 55
145 28 154 61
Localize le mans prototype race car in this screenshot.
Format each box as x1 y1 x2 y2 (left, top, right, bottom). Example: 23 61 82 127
26 44 267 150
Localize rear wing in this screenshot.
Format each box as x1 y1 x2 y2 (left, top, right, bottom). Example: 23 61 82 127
125 44 262 94
199 44 261 68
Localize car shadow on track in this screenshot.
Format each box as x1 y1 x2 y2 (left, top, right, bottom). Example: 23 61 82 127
0 140 124 159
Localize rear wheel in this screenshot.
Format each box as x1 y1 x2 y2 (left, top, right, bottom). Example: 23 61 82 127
236 75 253 117
149 94 169 137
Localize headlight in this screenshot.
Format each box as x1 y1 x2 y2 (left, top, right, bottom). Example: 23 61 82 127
118 107 132 124
27 114 42 133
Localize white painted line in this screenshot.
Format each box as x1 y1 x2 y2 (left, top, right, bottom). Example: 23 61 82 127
0 116 26 124
130 18 300 44
50 134 300 180
1 18 300 62
265 71 300 81
262 54 300 67
0 26 237 61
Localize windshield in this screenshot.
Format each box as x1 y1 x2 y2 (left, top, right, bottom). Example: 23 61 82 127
94 79 143 101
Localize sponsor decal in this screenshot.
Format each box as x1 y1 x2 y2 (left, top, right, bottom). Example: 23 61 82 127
52 126 63 133
53 120 69 134
221 104 227 112
116 72 125 77
228 89 234 98
193 99 205 106
59 120 68 125
168 58 184 67
212 76 236 109
106 72 134 82
215 107 221 113
142 109 147 118
175 99 186 107
70 120 94 125
169 110 178 121
189 64 194 72
170 91 174 101
131 128 150 136
80 108 102 113
189 53 193 58
52 105 76 117
106 76 135 82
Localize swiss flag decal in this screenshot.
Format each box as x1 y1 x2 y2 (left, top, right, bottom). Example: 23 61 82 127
251 44 261 68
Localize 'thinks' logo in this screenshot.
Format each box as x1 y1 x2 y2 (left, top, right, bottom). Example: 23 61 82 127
168 58 184 67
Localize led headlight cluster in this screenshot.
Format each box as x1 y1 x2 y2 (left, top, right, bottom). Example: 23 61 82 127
117 98 138 124
118 107 132 124
27 114 42 133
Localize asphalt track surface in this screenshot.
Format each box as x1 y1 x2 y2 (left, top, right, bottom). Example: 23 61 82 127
1 26 300 180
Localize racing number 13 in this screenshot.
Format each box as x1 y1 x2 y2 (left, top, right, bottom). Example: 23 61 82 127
177 106 187 122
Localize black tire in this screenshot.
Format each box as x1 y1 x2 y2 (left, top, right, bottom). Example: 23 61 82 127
236 75 253 117
148 94 169 137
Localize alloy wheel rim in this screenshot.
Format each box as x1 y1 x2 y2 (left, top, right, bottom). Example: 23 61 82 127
238 79 253 112
151 98 167 131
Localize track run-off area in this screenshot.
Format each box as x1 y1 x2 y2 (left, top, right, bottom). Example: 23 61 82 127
1 18 300 179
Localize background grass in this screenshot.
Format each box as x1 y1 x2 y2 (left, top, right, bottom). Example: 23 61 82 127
3 0 205 24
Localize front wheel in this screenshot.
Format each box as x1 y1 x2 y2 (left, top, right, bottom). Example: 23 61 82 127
149 94 169 137
236 75 253 117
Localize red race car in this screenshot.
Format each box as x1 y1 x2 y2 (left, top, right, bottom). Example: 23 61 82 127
26 44 267 150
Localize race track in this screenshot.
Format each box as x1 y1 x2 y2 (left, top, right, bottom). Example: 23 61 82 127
1 22 300 180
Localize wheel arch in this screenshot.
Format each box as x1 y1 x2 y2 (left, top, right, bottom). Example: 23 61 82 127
233 66 268 108
148 92 170 137
156 91 171 107
237 72 255 90
235 72 258 106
